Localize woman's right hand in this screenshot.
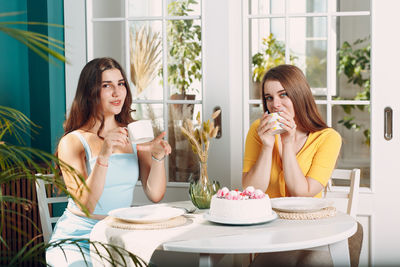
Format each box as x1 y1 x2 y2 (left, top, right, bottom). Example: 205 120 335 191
257 113 276 148
99 127 130 159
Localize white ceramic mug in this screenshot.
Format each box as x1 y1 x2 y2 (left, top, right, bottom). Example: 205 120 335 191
269 112 287 135
127 120 154 144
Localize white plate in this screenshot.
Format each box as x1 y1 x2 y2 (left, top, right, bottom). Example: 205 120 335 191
271 197 332 213
108 206 184 223
204 211 278 225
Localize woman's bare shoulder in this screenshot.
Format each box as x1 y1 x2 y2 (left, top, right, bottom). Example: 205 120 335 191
58 131 84 156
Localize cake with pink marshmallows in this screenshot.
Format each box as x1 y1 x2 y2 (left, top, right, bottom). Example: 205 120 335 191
209 186 272 221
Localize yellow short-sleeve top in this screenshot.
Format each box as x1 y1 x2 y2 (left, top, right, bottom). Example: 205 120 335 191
243 119 342 198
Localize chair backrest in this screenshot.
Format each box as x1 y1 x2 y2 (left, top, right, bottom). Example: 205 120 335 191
323 168 361 218
35 173 68 243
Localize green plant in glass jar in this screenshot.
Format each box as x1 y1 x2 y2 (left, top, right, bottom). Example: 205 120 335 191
180 110 221 209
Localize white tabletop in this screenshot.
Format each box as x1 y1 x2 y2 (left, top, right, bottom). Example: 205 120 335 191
90 201 357 267
163 211 356 254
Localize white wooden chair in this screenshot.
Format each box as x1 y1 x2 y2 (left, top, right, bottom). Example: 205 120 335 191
35 173 68 243
324 168 361 218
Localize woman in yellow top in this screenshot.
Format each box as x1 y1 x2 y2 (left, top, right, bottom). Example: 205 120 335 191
242 64 341 198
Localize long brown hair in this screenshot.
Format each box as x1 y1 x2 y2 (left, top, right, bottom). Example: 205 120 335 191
63 57 134 138
261 64 328 132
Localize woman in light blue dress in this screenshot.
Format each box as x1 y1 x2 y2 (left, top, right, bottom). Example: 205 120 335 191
46 57 171 266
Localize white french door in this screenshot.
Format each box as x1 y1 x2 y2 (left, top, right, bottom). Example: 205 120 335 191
368 0 400 265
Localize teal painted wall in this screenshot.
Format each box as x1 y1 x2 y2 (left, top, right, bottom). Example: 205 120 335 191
47 0 66 153
0 1 30 146
0 0 65 153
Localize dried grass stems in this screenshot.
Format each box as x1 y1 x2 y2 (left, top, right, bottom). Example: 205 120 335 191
180 110 221 164
130 26 161 95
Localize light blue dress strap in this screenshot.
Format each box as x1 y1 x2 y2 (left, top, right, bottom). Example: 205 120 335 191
70 131 92 162
132 142 138 155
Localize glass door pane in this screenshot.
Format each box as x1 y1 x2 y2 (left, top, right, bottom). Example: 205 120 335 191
335 15 371 186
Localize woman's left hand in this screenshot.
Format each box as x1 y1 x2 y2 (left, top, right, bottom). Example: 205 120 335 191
137 132 171 160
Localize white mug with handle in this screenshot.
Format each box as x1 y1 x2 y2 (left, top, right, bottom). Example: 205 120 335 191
127 120 154 144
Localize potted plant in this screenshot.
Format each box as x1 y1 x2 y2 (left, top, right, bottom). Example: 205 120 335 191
166 0 201 108
163 0 202 182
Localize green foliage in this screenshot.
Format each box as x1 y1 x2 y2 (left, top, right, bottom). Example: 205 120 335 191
0 11 66 64
338 37 371 98
2 238 147 266
252 33 296 83
0 12 144 265
337 37 370 146
0 106 81 263
0 106 146 266
166 0 202 95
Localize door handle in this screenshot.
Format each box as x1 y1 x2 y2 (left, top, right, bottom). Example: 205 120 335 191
384 107 393 141
213 106 222 139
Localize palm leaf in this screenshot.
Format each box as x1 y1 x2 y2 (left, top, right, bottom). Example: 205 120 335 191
0 106 39 144
0 11 143 264
0 11 25 18
0 11 66 63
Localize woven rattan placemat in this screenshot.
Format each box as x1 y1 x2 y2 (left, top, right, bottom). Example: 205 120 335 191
274 206 336 220
105 215 187 230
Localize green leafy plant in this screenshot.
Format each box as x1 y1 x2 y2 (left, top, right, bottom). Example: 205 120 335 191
166 0 202 96
0 11 145 266
252 33 296 83
0 11 65 63
0 106 147 266
336 37 371 146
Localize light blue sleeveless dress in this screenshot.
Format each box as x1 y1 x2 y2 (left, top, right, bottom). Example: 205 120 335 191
46 131 139 266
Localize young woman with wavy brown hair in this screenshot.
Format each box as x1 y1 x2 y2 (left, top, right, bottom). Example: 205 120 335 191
243 64 341 198
47 57 171 266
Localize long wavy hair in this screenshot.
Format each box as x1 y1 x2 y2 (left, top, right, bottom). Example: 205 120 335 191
63 57 134 138
261 64 328 132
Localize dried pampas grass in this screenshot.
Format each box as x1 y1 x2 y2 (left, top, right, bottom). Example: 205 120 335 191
180 110 221 164
130 26 161 95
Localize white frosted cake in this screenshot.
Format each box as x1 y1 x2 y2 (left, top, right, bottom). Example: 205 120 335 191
209 186 272 221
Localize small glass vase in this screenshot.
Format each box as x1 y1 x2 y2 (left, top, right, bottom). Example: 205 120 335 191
189 161 220 209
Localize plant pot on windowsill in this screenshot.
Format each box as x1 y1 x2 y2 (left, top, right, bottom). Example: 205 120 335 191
170 93 196 120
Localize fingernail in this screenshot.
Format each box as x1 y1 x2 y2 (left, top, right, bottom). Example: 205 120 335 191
279 123 284 127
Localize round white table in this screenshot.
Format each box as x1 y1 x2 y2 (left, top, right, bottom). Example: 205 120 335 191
90 202 357 267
